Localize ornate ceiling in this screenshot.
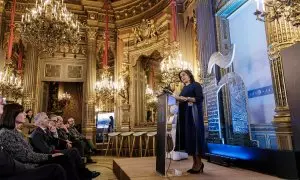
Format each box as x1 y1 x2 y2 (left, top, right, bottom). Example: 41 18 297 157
3 0 191 31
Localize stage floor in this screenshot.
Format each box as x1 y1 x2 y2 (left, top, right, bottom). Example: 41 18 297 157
113 157 281 180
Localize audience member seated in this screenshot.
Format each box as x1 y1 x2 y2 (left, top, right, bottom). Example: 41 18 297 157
0 98 67 180
67 118 97 154
23 109 36 135
30 112 100 179
57 116 95 163
1 146 67 180
0 103 82 180
56 116 73 149
0 103 100 180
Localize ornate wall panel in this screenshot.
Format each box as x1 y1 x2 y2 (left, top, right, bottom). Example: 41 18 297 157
40 57 86 82
44 64 61 78
67 65 83 79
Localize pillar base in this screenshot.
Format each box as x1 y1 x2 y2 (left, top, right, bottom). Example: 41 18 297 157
272 108 293 150
119 104 131 131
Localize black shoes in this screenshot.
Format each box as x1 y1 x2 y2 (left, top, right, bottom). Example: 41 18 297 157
187 163 204 174
187 169 193 173
81 169 100 179
90 171 100 178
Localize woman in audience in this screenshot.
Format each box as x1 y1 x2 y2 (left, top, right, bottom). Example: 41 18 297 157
0 103 82 180
23 109 36 135
0 97 67 180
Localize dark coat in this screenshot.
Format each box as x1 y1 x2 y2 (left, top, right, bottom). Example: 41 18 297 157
30 127 66 153
0 146 27 177
57 128 70 141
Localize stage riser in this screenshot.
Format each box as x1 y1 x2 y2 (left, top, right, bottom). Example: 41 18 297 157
207 143 300 179
113 160 130 180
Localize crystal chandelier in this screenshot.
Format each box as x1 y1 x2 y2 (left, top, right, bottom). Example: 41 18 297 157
254 0 300 27
58 92 71 101
161 42 192 87
58 92 71 109
0 69 23 99
95 1 117 103
145 85 158 109
160 0 192 87
95 69 116 100
20 0 81 54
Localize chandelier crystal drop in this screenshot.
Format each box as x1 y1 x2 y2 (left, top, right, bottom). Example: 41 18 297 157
254 0 300 27
20 0 81 54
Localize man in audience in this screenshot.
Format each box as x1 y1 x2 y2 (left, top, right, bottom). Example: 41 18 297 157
30 113 100 179
57 116 95 163
67 118 97 155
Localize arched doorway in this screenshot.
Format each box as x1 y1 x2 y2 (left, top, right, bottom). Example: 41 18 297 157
130 50 163 128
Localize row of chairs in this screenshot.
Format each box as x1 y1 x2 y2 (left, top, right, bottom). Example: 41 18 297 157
104 131 157 157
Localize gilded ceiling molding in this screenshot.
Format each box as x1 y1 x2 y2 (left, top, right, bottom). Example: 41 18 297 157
115 0 170 27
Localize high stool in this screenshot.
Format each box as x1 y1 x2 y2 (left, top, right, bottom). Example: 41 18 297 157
130 132 147 157
118 132 134 157
144 131 157 156
105 132 121 157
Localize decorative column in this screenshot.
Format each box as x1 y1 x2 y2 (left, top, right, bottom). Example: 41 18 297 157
83 27 97 142
265 15 300 150
23 44 38 110
0 0 6 69
119 60 130 131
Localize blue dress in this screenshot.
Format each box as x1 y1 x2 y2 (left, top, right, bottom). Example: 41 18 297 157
175 82 205 156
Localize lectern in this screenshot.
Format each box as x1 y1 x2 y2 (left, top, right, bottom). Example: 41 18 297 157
156 92 174 176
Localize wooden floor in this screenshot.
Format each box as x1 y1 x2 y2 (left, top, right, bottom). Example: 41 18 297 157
88 156 282 180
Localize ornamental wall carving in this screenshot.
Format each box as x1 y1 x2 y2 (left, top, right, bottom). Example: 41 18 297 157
132 19 160 47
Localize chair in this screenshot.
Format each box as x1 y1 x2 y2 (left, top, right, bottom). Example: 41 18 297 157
104 132 121 156
144 131 157 156
130 132 147 157
118 132 134 157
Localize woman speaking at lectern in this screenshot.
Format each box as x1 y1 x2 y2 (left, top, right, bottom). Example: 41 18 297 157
173 69 204 174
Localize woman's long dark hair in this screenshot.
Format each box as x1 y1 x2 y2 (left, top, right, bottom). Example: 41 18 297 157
25 109 33 123
178 69 195 84
0 103 24 129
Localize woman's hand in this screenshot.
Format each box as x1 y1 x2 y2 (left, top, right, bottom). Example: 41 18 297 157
179 96 188 101
52 153 64 157
173 94 187 102
186 97 196 103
